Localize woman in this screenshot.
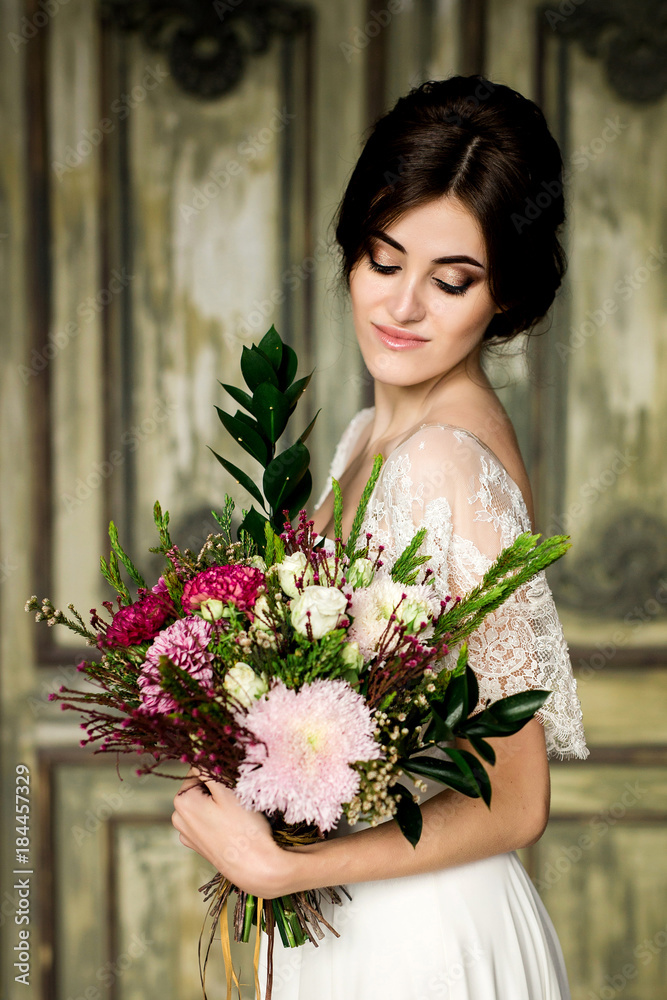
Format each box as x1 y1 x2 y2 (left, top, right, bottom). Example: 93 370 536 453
172 75 589 998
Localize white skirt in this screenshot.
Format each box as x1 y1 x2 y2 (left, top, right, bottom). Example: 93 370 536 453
260 846 571 1000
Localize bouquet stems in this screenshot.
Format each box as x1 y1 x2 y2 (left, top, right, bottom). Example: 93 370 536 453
198 823 344 998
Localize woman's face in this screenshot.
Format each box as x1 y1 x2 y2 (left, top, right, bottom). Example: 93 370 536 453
348 195 501 387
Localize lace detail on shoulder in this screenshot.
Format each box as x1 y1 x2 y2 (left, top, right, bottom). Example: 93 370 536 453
313 407 374 512
357 422 589 762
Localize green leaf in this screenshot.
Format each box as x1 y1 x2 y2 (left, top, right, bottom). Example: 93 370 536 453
391 527 432 585
487 689 552 728
209 449 266 510
264 520 276 566
216 407 269 466
283 468 312 522
432 671 467 731
277 343 298 388
344 454 383 558
431 532 571 646
465 734 496 766
298 409 320 445
392 783 423 848
234 411 265 438
252 383 290 443
240 345 279 391
332 478 343 551
100 550 131 603
263 440 310 512
284 373 312 410
424 711 454 744
460 713 516 739
258 325 283 371
220 381 254 414
445 747 492 807
401 755 480 798
465 663 479 716
108 521 146 588
238 507 270 552
153 501 172 551
211 495 235 544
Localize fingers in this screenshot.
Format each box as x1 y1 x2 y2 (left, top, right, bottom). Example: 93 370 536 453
171 797 198 851
199 778 235 804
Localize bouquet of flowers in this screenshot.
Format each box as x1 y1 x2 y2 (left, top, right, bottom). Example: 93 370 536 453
27 326 569 1000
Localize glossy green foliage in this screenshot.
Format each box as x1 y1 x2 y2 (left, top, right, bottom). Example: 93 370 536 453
211 325 318 552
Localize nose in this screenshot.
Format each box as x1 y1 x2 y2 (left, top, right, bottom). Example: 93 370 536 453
386 273 426 325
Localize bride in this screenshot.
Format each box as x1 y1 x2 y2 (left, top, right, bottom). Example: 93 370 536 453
172 74 589 999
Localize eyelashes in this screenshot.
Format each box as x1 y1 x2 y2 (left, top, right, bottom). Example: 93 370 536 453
367 254 474 296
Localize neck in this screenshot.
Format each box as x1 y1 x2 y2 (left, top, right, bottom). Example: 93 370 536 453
368 348 488 444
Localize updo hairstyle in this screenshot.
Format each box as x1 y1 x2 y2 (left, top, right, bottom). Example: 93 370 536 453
333 75 567 343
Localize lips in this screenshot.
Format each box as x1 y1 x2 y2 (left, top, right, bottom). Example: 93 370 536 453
372 323 428 350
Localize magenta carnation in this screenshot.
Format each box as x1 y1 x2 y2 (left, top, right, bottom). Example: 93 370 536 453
102 591 176 648
234 679 382 831
138 617 213 714
181 565 265 617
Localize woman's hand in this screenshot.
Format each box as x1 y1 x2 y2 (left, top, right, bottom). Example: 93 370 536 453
171 768 292 898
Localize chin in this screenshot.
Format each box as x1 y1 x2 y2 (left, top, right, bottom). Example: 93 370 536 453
363 356 433 387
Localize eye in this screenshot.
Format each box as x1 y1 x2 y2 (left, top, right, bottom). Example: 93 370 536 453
433 276 474 297
368 254 474 296
367 255 400 275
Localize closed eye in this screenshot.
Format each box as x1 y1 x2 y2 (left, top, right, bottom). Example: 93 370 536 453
367 255 473 297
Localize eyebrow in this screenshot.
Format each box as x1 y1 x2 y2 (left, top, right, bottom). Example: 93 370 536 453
369 229 485 270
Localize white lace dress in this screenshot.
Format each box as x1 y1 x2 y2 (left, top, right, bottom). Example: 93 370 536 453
262 407 589 1000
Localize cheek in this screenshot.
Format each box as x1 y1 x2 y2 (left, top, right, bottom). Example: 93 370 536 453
429 288 495 341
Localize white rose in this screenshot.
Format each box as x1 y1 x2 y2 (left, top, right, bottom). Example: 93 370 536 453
223 662 268 708
290 585 348 639
275 552 314 598
346 557 375 589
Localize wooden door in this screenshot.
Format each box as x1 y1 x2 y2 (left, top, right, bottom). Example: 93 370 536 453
3 1 665 998
483 3 667 997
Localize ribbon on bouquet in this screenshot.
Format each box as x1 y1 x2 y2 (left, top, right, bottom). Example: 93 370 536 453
216 896 264 1000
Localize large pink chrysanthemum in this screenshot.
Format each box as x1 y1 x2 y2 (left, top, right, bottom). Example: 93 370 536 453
181 565 264 618
234 679 382 831
138 617 213 714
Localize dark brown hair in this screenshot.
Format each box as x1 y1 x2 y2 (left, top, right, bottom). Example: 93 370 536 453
333 75 567 342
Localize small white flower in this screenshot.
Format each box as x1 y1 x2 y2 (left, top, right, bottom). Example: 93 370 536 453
247 555 267 571
290 585 348 639
274 552 314 598
223 662 269 708
251 593 284 631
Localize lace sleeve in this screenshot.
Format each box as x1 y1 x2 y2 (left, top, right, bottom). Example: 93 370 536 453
361 423 589 761
313 407 375 512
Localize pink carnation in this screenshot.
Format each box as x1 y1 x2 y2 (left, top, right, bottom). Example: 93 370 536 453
102 590 176 649
181 565 265 617
234 679 382 831
138 617 213 714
